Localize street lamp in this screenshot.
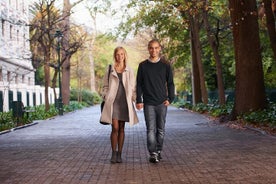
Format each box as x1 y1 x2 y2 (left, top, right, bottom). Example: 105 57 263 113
55 30 63 115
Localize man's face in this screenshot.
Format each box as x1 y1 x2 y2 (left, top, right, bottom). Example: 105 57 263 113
148 42 161 58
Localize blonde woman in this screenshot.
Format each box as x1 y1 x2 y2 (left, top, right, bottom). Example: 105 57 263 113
100 46 138 163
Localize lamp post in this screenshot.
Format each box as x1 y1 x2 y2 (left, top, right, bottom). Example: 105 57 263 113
55 30 63 115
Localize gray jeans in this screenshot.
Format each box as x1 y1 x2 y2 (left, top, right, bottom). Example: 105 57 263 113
144 103 167 154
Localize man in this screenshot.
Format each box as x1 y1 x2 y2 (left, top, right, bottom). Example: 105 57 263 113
136 39 175 163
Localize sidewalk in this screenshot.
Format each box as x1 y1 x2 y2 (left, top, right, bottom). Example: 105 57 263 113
0 105 275 184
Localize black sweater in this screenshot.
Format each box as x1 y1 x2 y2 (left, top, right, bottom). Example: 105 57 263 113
136 59 175 105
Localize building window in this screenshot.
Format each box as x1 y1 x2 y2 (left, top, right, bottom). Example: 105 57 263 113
16 30 19 44
28 77 31 85
1 20 4 37
17 30 19 43
16 0 19 10
22 75 25 83
15 74 18 84
10 25 12 40
0 68 2 81
23 34 25 47
22 0 25 13
7 71 11 82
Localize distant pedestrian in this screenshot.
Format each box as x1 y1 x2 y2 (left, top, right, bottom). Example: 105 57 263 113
136 39 175 163
100 46 139 163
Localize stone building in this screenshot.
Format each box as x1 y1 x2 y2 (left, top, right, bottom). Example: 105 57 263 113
0 0 55 112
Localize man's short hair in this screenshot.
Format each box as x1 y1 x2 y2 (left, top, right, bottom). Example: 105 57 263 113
148 39 161 48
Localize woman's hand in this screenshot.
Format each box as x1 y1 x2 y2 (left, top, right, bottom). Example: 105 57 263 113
136 103 144 110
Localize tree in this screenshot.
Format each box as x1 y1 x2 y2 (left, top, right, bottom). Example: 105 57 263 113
92 34 116 92
191 35 203 104
30 0 86 110
263 0 276 64
61 0 85 105
202 0 226 105
188 10 208 104
51 25 87 101
30 0 61 111
121 0 209 104
85 0 111 92
228 0 267 118
116 0 272 118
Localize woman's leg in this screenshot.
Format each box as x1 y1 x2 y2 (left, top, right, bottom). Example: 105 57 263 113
117 121 125 163
111 119 119 150
110 119 119 163
117 121 125 152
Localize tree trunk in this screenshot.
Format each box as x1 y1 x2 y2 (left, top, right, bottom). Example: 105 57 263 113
51 69 58 100
78 76 82 102
89 49 96 92
190 31 202 105
61 58 70 105
44 53 50 111
202 0 226 105
87 9 98 92
190 15 208 104
229 0 267 118
264 0 276 64
62 0 71 105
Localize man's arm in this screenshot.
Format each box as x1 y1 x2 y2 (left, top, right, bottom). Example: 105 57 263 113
136 63 144 110
167 64 175 103
136 63 143 104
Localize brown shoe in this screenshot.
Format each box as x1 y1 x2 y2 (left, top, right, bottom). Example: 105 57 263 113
116 152 122 163
110 151 117 163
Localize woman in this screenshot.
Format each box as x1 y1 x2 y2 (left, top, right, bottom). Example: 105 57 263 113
100 46 138 163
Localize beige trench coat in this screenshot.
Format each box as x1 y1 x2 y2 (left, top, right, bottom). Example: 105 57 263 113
100 65 139 126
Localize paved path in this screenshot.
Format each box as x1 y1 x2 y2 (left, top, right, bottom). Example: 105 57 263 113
0 105 275 184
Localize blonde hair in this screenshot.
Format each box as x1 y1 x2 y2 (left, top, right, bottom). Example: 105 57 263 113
113 46 127 67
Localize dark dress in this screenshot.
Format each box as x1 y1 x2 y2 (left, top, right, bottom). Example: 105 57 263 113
112 72 129 122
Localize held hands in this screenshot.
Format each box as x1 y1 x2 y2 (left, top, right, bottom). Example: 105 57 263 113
136 101 169 110
136 103 144 110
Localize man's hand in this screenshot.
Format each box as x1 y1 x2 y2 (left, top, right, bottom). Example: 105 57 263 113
163 100 170 106
136 103 144 110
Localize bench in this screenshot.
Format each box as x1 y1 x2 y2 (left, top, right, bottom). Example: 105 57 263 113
12 101 35 123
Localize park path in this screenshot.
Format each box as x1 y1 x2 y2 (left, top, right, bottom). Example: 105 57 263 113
0 105 275 184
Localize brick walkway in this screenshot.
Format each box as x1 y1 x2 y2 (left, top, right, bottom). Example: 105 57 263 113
0 105 275 184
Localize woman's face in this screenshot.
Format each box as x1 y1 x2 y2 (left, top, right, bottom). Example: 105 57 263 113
115 49 125 63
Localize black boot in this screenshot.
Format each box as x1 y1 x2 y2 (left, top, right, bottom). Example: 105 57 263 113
116 152 122 163
110 151 117 163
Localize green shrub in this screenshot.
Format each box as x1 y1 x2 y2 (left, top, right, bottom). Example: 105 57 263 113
70 88 102 105
174 96 275 129
241 103 276 127
0 101 91 132
26 105 58 120
192 103 209 113
92 92 102 104
173 99 193 110
208 103 234 117
64 101 88 112
0 112 14 131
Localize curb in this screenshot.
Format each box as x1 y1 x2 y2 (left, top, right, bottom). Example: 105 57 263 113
0 121 39 135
